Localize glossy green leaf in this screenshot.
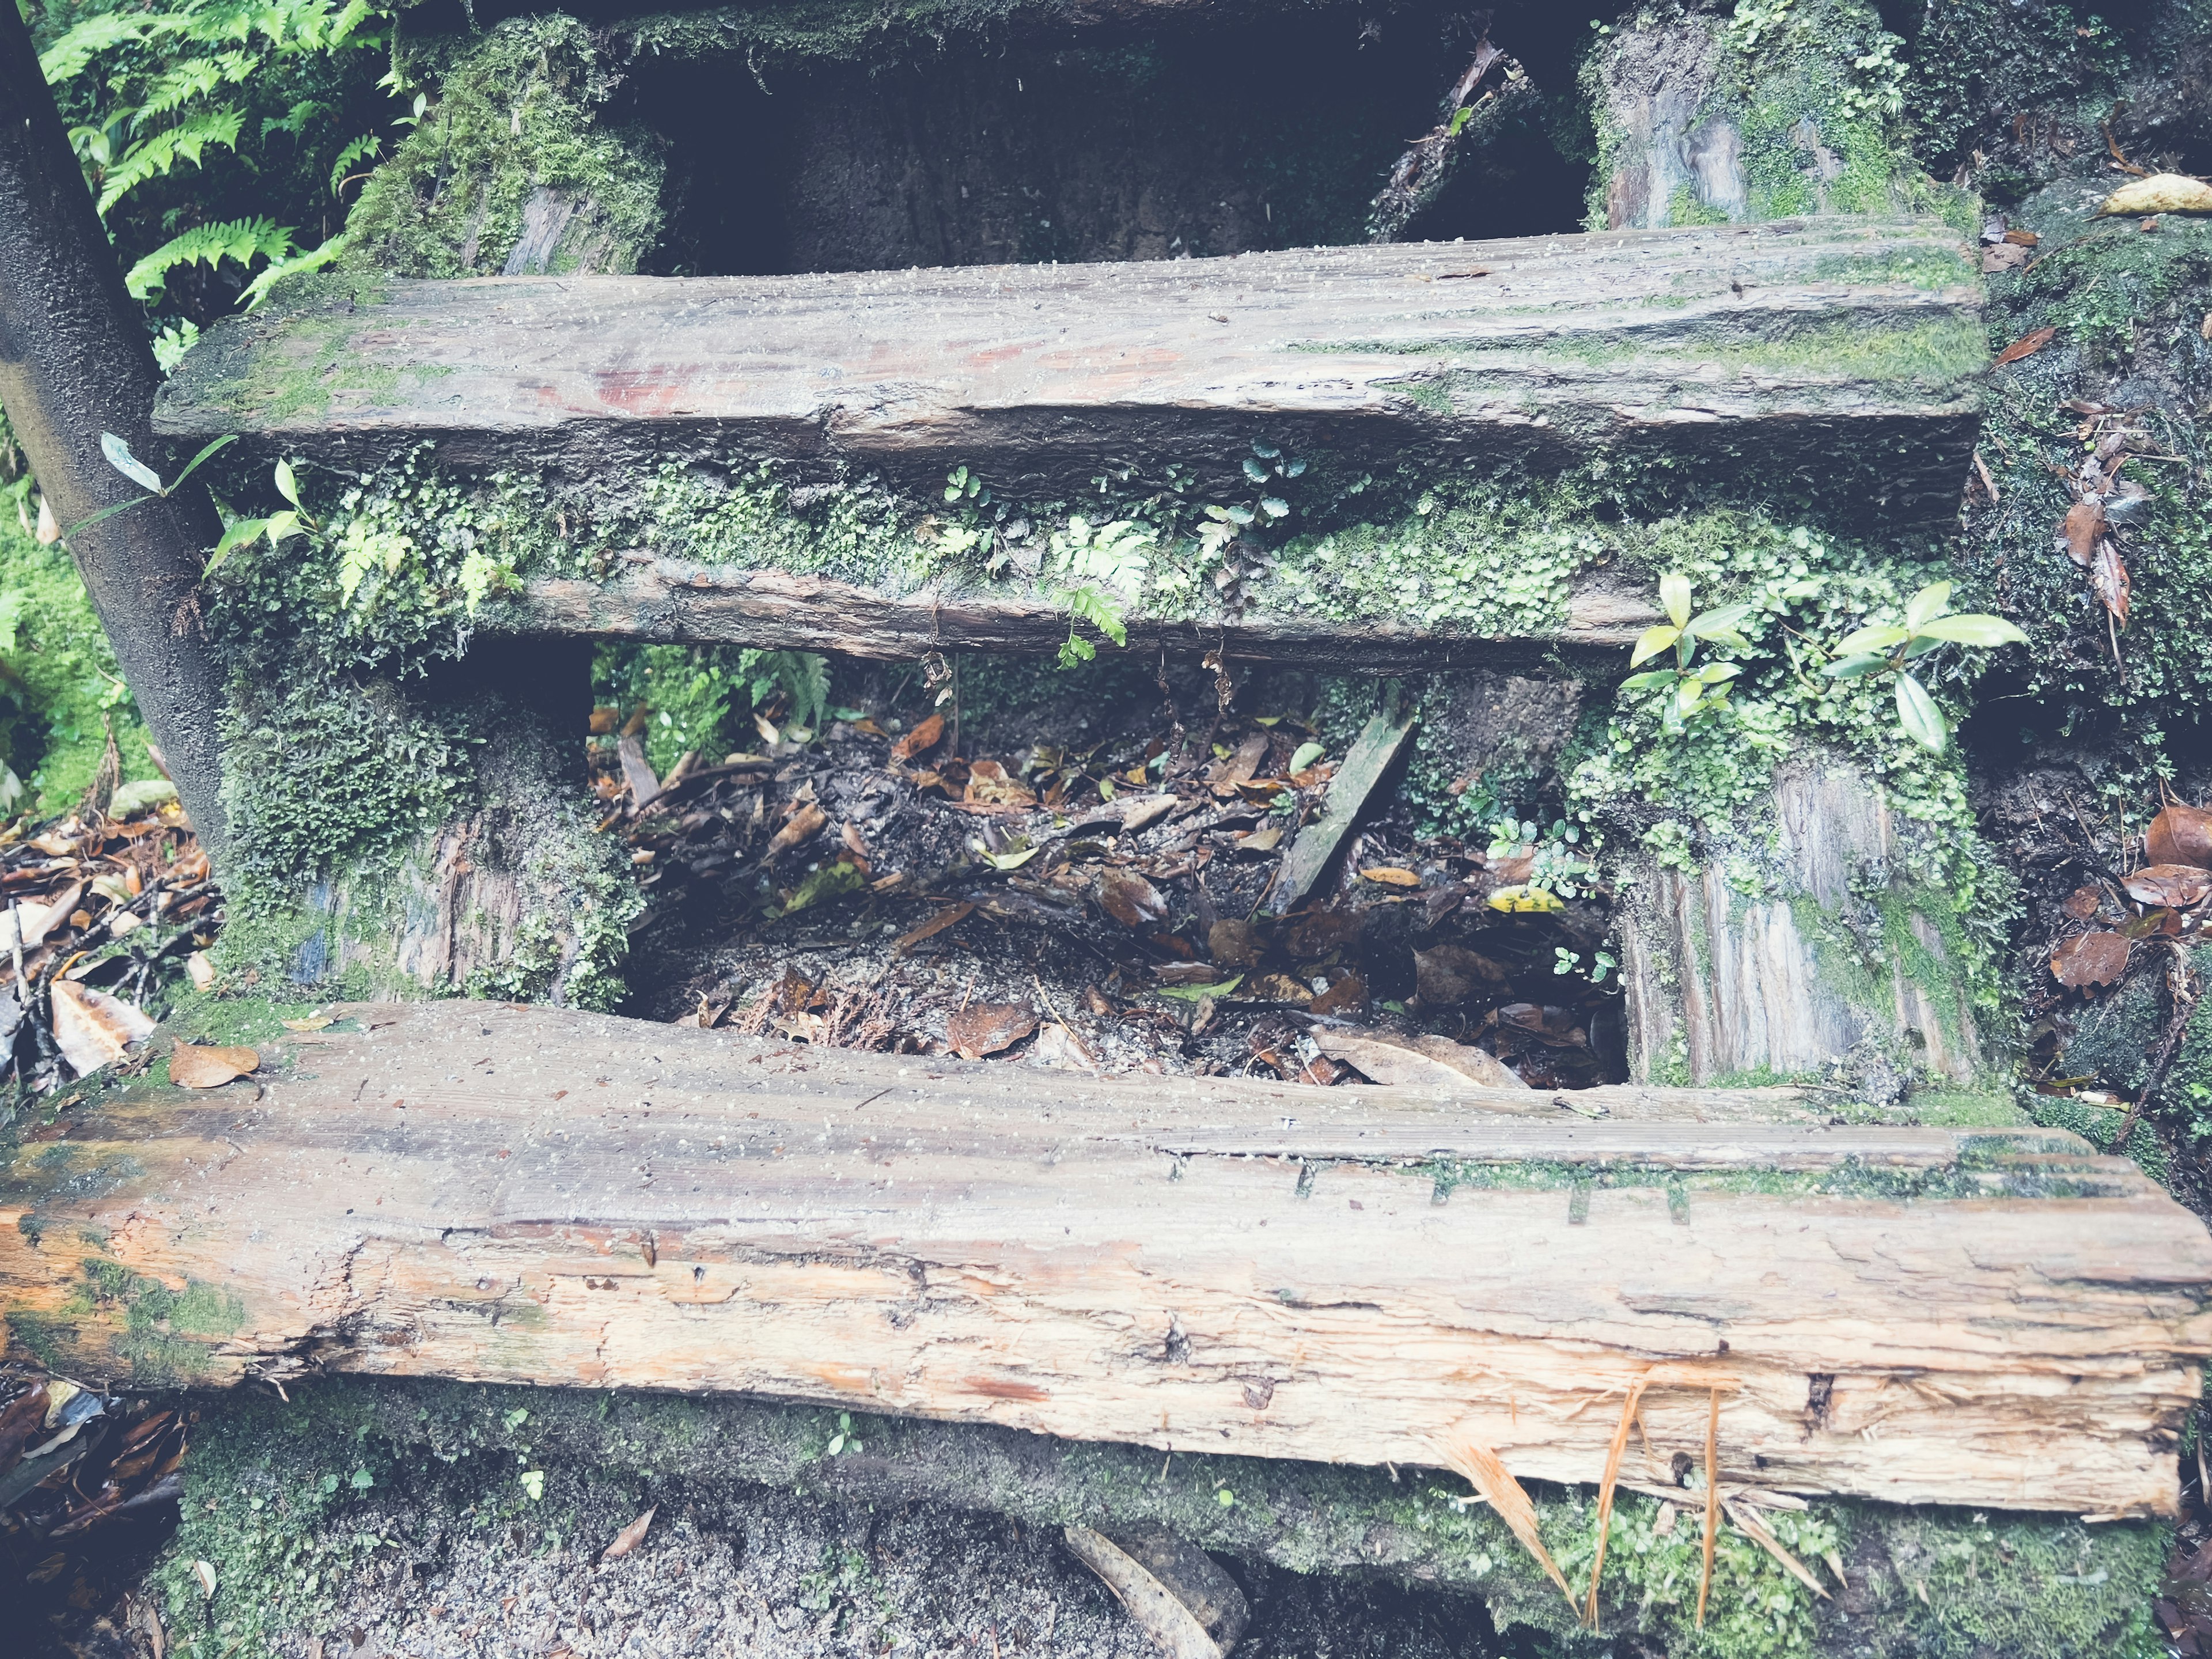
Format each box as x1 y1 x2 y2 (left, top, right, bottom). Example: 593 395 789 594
1904 582 1953 630
274 459 302 509
1915 613 2029 647
1660 572 1692 629
204 516 267 574
1835 622 1911 656
1619 669 1677 694
1820 652 1889 679
1629 624 1680 667
1895 672 1948 752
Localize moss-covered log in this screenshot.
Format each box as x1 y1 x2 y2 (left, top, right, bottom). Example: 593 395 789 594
5 1001 2208 1517
157 218 1986 528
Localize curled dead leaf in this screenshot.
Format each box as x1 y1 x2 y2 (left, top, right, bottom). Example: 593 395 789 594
2052 930 2130 988
51 980 156 1076
946 1001 1039 1060
2093 537 2131 623
1100 868 1168 929
2059 501 2104 566
764 801 827 861
890 713 944 763
1414 944 1511 1006
1993 325 2057 367
601 1505 656 1561
895 901 975 956
2122 864 2212 909
1312 1029 1527 1092
964 759 1036 808
168 1041 260 1089
2148 804 2212 870
2061 885 2105 921
1207 919 1266 968
2098 173 2212 217
185 951 216 991
1359 866 1421 888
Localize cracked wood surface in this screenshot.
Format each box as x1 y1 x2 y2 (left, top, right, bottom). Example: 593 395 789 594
158 219 1983 522
3 1001 2207 1517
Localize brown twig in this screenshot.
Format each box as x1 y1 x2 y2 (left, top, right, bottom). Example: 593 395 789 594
2111 941 2199 1153
1697 1389 1721 1630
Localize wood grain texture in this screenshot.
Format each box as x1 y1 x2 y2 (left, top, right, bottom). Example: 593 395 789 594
4 1001 2205 1518
493 561 1665 669
158 219 1983 522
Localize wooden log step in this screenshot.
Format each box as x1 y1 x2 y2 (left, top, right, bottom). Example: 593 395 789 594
5 1001 2204 1519
160 219 1982 522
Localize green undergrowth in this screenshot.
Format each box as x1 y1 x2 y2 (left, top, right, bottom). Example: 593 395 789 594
146 1376 2169 1659
0 483 163 816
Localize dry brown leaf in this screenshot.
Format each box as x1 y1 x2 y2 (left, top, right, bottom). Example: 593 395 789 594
1414 944 1510 1006
51 980 156 1076
1434 1423 1577 1612
601 1506 656 1561
1312 1029 1527 1091
185 951 216 991
588 706 620 736
0 881 84 953
616 734 661 809
840 821 870 863
168 1042 260 1089
2052 930 2131 988
964 759 1037 808
1359 866 1421 888
2099 173 2212 216
894 901 975 955
764 801 827 861
1114 794 1180 834
1207 919 1266 967
946 1001 1038 1060
2060 500 2104 566
2061 885 2105 920
2093 537 2131 623
1993 325 2057 367
1981 241 2031 273
2123 864 2212 909
891 713 944 763
2149 804 2212 870
1308 972 1368 1017
1100 868 1168 929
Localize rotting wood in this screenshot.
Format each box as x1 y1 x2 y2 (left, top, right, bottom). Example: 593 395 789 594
3 1002 2207 1518
1273 700 1419 908
158 219 1984 525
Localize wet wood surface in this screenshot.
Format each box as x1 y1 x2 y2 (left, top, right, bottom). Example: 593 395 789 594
4 1001 2205 1518
159 219 1983 522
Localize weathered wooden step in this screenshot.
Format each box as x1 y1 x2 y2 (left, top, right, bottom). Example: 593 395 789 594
5 1002 2203 1518
160 219 1982 518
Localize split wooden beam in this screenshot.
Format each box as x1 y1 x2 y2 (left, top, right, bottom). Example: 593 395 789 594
4 1002 2206 1519
156 219 1983 664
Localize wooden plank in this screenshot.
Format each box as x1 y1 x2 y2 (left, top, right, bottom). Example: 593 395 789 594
4 1001 2205 1518
158 219 1983 523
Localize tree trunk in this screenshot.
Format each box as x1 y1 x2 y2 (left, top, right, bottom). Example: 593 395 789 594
0 2 229 854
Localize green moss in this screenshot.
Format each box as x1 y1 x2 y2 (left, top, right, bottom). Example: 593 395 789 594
344 16 664 280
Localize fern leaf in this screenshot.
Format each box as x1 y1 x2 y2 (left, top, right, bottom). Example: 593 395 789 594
238 232 349 309
98 108 247 214
126 217 294 301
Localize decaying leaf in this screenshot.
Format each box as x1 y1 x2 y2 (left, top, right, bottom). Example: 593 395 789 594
1100 869 1169 929
2148 804 2212 870
51 980 157 1076
2061 885 2106 920
964 759 1037 808
168 1042 260 1089
601 1505 656 1561
1414 944 1510 1006
1434 1423 1577 1612
2122 864 2212 909
2052 930 2130 988
2099 173 2212 217
890 713 944 763
1062 1527 1232 1659
185 950 217 990
1993 325 2057 367
894 901 975 955
947 1001 1039 1059
1207 919 1265 967
1309 972 1368 1016
1312 1029 1527 1092
764 801 827 861
2060 500 2104 566
0 881 85 953
616 734 661 809
2093 537 2131 623
193 1559 217 1601
1359 866 1421 888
